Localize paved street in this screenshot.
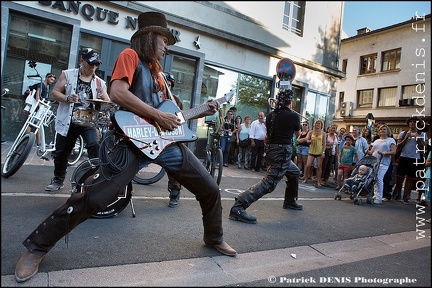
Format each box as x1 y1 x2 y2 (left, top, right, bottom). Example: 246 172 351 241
1 142 431 286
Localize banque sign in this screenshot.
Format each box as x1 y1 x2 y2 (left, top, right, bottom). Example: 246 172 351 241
37 1 181 41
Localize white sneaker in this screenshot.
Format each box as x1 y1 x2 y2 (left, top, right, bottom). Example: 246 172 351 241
373 199 382 205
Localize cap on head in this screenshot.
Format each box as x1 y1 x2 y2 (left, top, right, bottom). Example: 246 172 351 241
164 72 175 88
81 48 102 65
131 12 176 45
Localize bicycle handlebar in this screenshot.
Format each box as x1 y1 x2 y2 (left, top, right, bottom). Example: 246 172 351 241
1 88 9 97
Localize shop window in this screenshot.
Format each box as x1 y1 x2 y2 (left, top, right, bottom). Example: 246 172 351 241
2 13 71 141
193 64 272 158
305 91 328 127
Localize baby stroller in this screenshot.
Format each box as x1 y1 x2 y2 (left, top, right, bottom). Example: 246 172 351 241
334 155 379 205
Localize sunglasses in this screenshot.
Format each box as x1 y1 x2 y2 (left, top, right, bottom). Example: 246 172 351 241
88 62 100 67
302 123 308 126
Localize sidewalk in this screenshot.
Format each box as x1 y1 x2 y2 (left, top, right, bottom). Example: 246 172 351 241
1 230 430 286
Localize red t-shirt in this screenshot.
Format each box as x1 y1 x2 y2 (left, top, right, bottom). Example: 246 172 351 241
110 48 167 100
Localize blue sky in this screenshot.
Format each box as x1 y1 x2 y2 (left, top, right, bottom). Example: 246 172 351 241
343 1 431 37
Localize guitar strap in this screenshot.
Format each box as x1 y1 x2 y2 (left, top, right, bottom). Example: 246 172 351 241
160 73 177 106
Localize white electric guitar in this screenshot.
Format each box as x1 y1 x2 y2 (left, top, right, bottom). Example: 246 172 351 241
112 90 234 159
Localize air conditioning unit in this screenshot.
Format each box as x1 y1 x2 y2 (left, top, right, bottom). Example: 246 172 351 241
340 101 353 117
399 99 413 106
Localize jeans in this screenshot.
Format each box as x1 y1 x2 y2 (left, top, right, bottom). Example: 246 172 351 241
220 136 231 165
236 145 300 206
250 139 265 171
54 123 99 182
237 146 250 167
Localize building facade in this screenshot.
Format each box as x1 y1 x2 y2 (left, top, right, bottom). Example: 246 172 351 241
1 1 345 157
335 14 431 136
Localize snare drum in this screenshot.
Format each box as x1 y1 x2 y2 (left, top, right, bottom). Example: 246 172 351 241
72 108 95 126
95 110 111 127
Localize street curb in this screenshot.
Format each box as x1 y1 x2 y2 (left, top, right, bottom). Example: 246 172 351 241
2 229 430 287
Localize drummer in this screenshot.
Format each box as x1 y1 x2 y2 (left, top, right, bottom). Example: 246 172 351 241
45 47 110 192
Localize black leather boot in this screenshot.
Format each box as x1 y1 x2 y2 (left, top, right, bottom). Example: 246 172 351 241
283 175 303 210
229 193 257 224
229 202 257 224
168 189 180 208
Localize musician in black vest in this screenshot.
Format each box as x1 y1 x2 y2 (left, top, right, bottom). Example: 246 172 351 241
229 89 303 224
15 11 236 284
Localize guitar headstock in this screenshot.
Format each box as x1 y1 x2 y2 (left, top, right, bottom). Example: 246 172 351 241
223 89 235 104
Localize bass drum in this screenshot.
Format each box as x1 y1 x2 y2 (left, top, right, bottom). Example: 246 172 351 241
70 158 132 219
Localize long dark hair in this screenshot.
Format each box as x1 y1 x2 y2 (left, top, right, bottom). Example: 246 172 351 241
130 32 163 79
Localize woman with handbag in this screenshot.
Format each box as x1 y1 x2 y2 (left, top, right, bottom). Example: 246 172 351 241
236 115 252 169
221 110 235 167
296 121 310 178
393 117 427 203
368 124 396 204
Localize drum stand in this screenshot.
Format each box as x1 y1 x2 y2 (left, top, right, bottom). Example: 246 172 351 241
129 196 136 218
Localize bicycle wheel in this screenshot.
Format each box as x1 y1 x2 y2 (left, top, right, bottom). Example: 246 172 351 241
202 150 211 171
68 135 84 166
133 163 166 185
70 158 132 218
210 147 223 185
2 133 36 178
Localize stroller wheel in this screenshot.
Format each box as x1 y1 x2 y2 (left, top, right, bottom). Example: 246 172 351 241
353 198 361 205
334 194 341 200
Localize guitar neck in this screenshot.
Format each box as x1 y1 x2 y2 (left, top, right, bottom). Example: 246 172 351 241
182 97 227 121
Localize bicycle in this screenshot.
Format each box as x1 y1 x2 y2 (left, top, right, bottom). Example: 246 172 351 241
36 127 85 166
1 62 85 178
202 121 223 185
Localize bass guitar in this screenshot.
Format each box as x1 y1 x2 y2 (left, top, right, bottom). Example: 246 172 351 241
112 90 234 159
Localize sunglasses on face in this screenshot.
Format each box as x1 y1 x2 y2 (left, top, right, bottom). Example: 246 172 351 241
302 124 308 126
88 62 100 67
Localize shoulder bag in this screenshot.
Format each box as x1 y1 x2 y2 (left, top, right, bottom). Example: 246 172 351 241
394 131 408 164
239 137 251 148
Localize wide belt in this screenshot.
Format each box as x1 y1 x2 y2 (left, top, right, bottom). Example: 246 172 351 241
267 143 291 148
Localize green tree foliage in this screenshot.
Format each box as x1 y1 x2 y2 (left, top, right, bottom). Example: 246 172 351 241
235 74 271 117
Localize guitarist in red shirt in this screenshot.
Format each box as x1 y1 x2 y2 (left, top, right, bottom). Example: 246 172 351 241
15 11 236 283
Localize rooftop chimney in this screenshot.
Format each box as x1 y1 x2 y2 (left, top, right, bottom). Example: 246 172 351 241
357 27 371 35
